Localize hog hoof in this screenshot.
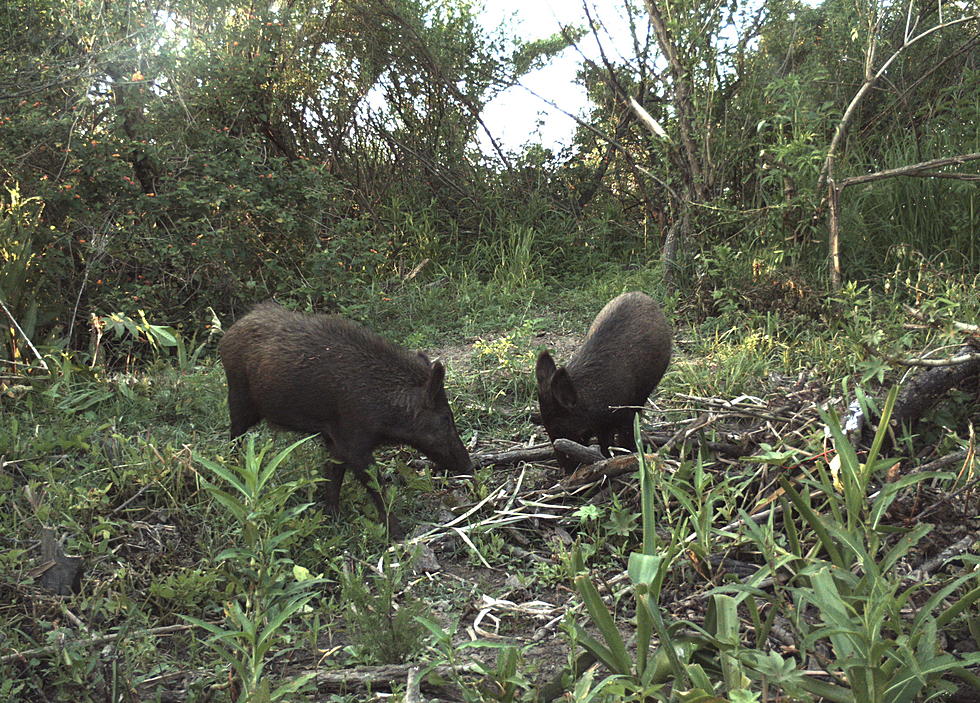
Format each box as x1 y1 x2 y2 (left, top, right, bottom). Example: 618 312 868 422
386 516 406 541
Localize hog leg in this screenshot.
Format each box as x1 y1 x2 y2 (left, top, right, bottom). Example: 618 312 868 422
614 412 641 454
321 459 346 514
227 375 260 440
597 427 617 457
324 431 401 535
320 457 382 517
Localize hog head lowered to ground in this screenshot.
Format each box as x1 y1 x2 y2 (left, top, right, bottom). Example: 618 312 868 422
536 291 672 472
218 301 471 534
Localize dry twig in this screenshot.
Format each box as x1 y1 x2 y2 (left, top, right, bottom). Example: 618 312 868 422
1 624 194 665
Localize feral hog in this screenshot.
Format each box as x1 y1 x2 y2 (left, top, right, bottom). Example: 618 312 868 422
218 302 471 532
536 291 671 472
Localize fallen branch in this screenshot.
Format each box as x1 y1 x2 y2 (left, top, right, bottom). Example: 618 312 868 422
552 438 605 465
904 305 980 337
643 431 744 457
404 666 423 703
311 663 456 696
563 452 650 487
908 450 971 476
899 351 980 367
891 343 980 432
1 624 193 665
658 412 717 453
473 430 745 471
472 443 555 468
674 394 795 423
910 533 978 580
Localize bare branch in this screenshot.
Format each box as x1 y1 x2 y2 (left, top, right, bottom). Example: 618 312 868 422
908 172 980 181
513 82 681 203
629 96 669 140
859 35 980 137
904 305 980 336
817 13 980 196
1 625 193 665
821 12 979 288
898 352 980 367
839 152 980 188
642 0 706 200
373 0 512 168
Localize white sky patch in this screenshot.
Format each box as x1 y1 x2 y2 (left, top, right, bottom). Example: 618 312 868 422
475 0 662 156
476 0 613 156
479 56 586 156
475 0 775 157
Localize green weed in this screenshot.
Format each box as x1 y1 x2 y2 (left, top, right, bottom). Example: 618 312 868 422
186 436 323 702
339 549 430 665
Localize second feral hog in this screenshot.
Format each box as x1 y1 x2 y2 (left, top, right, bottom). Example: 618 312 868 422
218 302 471 533
536 291 671 472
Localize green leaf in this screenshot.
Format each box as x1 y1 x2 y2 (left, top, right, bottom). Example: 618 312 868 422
206 485 249 523
196 455 248 499
571 621 626 675
864 384 898 471
573 573 631 674
934 584 980 630
878 522 932 573
258 593 316 648
710 594 748 692
415 616 450 642
869 472 952 531
636 414 658 555
269 673 316 701
258 434 317 490
147 324 179 347
778 474 845 567
627 552 663 588
181 614 229 638
884 653 980 701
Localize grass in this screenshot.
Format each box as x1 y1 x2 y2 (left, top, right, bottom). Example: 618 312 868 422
1 259 978 701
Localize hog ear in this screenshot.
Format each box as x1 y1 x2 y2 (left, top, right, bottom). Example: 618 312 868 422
425 360 446 405
417 351 431 365
535 351 557 387
551 367 578 409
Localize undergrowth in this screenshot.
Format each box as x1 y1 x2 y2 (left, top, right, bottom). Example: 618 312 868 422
1 258 977 701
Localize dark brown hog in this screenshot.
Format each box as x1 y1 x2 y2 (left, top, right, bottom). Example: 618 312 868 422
218 302 471 533
535 291 671 472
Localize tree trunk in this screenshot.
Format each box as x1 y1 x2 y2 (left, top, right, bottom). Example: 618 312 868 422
642 0 705 201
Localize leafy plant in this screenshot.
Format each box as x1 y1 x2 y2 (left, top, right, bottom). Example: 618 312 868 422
468 643 535 702
93 309 221 371
417 617 534 703
729 387 980 701
186 435 322 702
561 416 725 700
339 549 430 665
0 182 50 368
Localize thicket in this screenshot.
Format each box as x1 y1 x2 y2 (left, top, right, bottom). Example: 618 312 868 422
1 0 977 363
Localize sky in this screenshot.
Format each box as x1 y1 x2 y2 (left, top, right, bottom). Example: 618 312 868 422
475 0 633 155
474 0 774 155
